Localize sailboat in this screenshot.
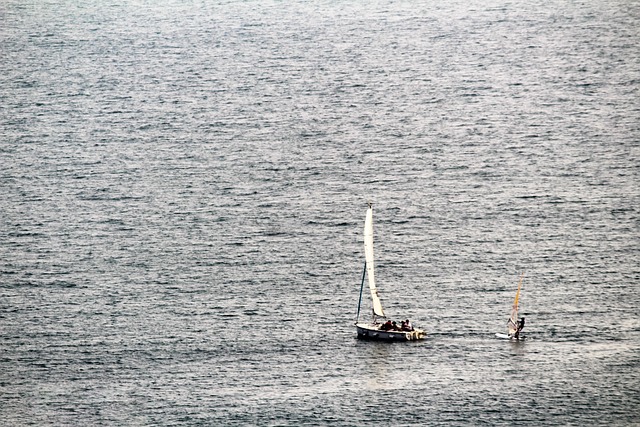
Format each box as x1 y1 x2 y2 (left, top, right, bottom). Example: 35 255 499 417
355 204 426 341
496 273 525 340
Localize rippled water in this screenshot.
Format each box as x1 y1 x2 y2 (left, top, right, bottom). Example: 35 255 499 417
1 0 639 425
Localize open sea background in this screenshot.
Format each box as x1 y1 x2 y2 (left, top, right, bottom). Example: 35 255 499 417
1 0 639 425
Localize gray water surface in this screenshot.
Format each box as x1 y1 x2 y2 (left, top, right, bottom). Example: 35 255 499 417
1 0 639 425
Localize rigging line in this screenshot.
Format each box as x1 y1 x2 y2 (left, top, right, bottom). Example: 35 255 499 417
355 261 366 323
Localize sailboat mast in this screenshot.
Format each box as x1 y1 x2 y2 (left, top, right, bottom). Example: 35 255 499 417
356 262 366 323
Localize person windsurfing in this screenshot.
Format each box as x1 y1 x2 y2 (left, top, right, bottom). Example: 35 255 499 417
514 317 525 339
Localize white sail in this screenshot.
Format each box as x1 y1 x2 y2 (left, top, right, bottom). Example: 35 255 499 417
364 206 385 318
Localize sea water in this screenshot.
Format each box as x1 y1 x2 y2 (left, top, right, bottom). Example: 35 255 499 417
1 0 639 425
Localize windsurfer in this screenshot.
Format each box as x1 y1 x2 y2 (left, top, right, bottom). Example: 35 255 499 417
514 317 525 339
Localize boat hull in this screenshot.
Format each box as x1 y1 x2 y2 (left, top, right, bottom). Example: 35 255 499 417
356 323 425 341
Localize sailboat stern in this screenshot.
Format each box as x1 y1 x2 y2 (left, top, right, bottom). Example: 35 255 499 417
409 328 426 340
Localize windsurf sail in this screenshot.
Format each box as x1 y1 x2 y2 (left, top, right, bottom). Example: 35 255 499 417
508 273 524 336
364 205 385 318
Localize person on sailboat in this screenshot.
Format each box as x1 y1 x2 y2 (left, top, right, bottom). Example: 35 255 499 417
402 319 413 331
514 317 525 339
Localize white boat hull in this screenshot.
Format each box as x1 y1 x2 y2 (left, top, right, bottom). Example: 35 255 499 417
356 323 425 341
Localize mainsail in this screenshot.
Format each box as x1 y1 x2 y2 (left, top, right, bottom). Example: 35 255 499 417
364 206 385 318
508 273 524 336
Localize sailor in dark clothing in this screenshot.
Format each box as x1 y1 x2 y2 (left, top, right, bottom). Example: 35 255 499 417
514 317 525 339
